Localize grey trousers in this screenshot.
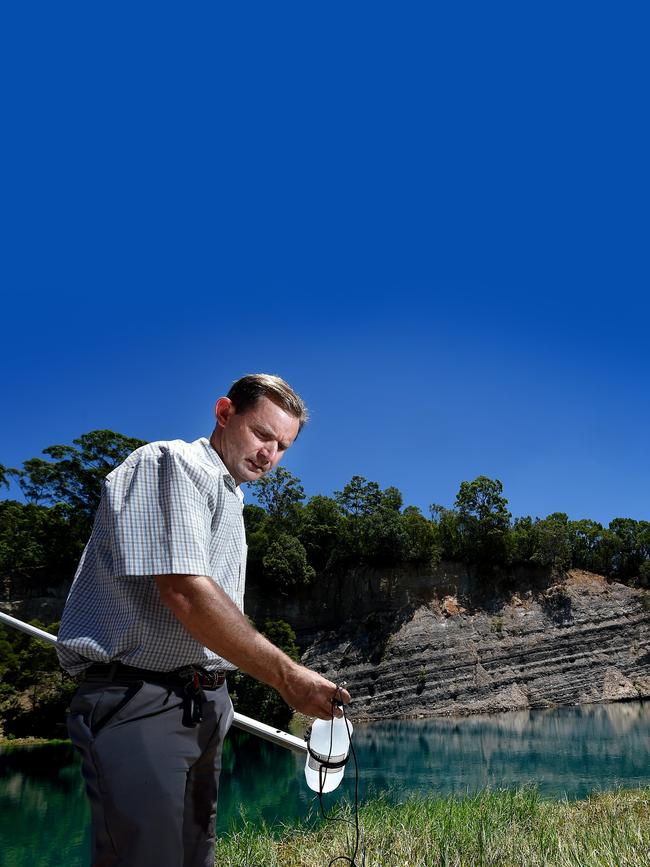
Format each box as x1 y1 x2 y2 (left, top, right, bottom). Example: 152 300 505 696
68 678 234 867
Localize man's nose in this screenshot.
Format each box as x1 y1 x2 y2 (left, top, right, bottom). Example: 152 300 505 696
258 442 278 463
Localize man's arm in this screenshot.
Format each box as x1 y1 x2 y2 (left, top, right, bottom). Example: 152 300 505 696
155 573 350 720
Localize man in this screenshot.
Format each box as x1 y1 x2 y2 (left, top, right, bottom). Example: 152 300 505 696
57 373 350 867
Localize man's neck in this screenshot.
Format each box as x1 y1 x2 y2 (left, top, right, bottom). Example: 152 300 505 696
209 429 223 461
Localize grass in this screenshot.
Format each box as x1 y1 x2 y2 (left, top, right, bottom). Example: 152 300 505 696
0 735 69 749
214 787 650 866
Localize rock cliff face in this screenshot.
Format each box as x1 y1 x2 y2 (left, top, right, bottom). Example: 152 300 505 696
4 563 650 721
249 564 650 720
0 578 68 624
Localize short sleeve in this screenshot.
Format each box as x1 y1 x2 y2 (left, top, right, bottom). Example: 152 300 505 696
105 447 212 578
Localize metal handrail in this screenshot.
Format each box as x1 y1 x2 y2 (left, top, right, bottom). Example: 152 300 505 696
0 609 307 755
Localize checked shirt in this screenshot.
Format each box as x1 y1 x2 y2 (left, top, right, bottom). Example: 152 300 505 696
57 437 246 674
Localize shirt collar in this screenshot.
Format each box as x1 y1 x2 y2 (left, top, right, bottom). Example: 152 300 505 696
196 438 244 502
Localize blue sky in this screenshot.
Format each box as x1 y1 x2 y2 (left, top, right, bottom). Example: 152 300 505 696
1 3 648 526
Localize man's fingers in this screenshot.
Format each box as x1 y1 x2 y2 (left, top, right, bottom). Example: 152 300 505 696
281 666 352 719
328 688 351 719
334 686 351 705
317 683 351 720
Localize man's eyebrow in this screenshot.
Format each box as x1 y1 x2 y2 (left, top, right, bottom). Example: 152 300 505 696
255 422 276 437
255 422 292 449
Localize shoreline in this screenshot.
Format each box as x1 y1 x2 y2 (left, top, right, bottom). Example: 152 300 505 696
3 694 648 745
0 736 70 748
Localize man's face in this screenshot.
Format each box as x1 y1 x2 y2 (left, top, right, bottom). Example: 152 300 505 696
215 395 300 486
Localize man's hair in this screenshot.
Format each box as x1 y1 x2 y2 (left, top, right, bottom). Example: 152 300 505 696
227 374 309 430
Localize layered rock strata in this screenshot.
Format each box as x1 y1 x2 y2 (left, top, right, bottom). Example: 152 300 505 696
4 564 650 720
296 569 650 719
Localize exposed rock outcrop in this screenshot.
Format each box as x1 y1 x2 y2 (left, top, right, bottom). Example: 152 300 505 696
4 563 650 721
294 568 650 719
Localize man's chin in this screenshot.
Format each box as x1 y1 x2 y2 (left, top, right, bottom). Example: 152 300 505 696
241 463 267 482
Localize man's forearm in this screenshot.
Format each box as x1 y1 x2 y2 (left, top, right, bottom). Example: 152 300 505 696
154 573 350 719
155 573 292 689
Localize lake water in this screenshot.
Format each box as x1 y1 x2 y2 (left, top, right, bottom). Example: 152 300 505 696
2 701 649 867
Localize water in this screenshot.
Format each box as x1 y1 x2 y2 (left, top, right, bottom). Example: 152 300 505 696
2 701 649 866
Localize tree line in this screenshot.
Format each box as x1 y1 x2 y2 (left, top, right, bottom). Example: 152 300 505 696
1 430 649 596
247 470 650 589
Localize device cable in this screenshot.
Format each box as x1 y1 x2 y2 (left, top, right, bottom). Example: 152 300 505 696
314 684 365 867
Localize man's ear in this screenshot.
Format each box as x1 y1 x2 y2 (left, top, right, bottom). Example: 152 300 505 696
215 397 235 427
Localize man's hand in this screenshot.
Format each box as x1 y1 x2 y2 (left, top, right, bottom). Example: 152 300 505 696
277 663 351 721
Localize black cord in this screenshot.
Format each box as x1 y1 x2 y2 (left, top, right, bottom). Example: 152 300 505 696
314 685 365 867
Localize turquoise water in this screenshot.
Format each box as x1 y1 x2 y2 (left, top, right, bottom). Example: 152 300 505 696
2 701 649 866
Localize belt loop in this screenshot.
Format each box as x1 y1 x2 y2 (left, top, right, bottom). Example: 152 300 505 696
108 662 118 682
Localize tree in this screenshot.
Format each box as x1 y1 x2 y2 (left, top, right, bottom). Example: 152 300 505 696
10 430 147 518
245 526 271 581
568 518 609 574
259 619 300 660
262 532 315 592
359 507 410 564
455 477 511 525
242 505 272 581
332 479 417 565
249 466 305 523
381 486 403 512
454 476 512 569
430 503 462 561
528 513 572 572
243 503 269 534
298 495 344 572
228 619 300 728
402 506 441 565
334 476 382 516
1 430 148 591
0 501 84 591
608 518 650 581
511 516 535 563
0 620 76 739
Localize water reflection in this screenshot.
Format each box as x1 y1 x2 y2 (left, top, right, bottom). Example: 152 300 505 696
219 731 313 830
0 743 89 867
350 702 650 801
1 702 649 867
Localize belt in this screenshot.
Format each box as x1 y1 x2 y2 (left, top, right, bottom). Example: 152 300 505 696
82 662 227 728
82 662 227 689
